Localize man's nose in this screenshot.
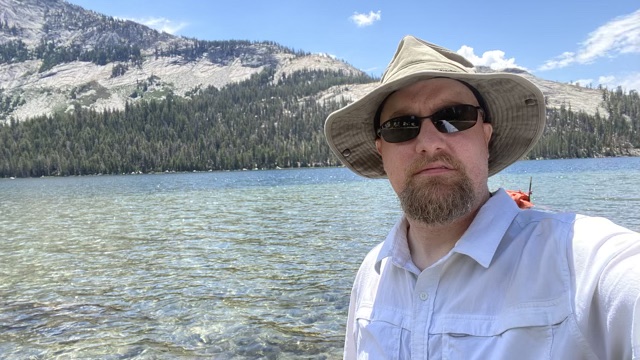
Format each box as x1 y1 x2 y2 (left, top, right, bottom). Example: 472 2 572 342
414 119 448 153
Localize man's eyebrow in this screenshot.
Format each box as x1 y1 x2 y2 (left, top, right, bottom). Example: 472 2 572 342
383 100 472 120
384 109 412 120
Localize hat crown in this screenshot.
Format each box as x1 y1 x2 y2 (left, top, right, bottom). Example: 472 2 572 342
382 36 475 83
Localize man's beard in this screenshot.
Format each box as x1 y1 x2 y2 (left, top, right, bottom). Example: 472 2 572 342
398 154 476 225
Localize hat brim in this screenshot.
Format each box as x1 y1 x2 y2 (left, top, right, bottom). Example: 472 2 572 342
324 71 546 178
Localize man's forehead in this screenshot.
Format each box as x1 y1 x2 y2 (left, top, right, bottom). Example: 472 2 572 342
395 78 475 98
382 79 478 113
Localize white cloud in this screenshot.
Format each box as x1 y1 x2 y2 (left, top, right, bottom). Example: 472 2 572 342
598 75 618 89
350 11 381 27
598 75 616 84
598 72 640 91
123 17 188 34
456 45 526 71
539 9 640 71
538 52 575 71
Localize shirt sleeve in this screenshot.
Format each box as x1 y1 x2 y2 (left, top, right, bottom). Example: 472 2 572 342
570 215 640 360
343 240 388 360
343 280 358 360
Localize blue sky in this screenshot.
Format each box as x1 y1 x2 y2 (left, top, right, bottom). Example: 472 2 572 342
67 0 640 91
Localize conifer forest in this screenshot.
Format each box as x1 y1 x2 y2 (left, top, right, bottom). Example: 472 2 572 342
0 68 638 178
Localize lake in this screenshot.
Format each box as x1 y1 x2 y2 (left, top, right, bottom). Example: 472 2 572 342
1 157 639 359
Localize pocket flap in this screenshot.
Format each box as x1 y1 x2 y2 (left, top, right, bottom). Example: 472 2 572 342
356 303 410 329
431 303 570 336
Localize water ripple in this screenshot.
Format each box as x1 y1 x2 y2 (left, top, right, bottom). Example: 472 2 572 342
1 163 638 358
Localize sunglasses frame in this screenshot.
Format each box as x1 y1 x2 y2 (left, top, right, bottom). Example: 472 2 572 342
376 104 485 143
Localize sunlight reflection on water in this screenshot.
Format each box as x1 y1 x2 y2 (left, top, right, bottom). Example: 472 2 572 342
0 158 638 358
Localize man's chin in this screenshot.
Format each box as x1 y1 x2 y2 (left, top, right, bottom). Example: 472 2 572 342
400 173 476 225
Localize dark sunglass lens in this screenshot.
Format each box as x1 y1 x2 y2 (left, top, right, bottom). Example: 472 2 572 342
432 105 479 133
435 105 477 120
379 117 421 143
381 128 420 143
433 120 460 133
378 106 481 141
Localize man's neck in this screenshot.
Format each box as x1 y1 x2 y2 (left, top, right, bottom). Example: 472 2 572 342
406 192 490 271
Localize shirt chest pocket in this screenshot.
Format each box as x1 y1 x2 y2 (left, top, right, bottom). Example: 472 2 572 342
355 305 411 360
432 306 570 360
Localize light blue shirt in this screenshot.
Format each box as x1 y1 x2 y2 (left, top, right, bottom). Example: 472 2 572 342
344 188 640 359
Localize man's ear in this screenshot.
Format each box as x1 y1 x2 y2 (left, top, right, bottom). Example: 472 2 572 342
375 138 383 155
482 123 493 147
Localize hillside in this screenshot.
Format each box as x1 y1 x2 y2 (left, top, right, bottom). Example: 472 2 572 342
1 51 361 121
0 0 364 122
318 68 606 118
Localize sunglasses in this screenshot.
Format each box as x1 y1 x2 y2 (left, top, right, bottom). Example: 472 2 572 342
376 104 484 143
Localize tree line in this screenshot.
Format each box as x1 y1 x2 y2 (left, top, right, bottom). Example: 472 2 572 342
0 69 638 178
153 39 304 63
0 69 370 177
529 87 640 159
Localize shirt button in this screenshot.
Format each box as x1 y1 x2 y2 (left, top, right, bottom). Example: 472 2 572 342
419 292 428 301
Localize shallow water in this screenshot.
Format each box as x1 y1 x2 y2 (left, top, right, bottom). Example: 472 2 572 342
0 157 638 359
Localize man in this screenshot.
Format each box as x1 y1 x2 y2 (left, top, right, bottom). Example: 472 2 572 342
324 35 639 359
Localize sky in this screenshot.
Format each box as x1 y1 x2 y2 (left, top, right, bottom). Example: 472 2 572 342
66 0 640 92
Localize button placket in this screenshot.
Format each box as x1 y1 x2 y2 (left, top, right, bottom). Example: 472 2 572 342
412 266 442 359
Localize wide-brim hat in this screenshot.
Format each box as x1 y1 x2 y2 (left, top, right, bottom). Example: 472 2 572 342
324 35 546 178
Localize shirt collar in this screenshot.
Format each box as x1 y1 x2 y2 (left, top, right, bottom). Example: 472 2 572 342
375 217 420 274
452 188 521 268
375 188 521 272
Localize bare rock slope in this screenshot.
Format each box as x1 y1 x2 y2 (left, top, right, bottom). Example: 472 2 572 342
0 0 605 122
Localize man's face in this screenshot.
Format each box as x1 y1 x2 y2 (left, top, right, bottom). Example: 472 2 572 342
375 78 493 225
